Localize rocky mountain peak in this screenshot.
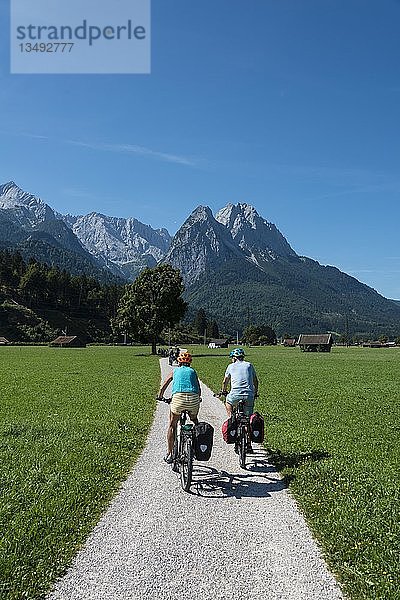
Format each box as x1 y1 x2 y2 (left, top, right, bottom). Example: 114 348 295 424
216 201 297 262
216 202 260 230
185 205 214 224
67 211 172 280
0 181 55 227
162 205 244 283
0 181 19 196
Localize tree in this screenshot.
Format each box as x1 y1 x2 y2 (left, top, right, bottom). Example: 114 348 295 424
206 320 220 339
112 264 187 354
243 324 277 345
193 308 207 337
19 261 47 306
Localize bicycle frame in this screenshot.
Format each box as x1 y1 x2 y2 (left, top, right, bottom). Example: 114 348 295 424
232 400 250 469
157 398 195 492
172 410 195 492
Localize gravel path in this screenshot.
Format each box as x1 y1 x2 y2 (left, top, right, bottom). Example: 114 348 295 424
48 359 344 600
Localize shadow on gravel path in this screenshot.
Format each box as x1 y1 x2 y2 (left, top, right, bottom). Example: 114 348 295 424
191 462 288 499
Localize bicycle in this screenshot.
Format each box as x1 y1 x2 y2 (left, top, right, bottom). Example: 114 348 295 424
158 397 195 492
232 399 251 469
217 393 251 470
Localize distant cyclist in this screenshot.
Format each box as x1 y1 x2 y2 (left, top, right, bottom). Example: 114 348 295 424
221 347 258 451
157 351 201 464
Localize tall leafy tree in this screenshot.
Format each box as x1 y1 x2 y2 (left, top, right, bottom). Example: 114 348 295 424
243 324 277 345
113 264 187 354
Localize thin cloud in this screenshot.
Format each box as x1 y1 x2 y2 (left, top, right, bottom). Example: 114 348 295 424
67 139 201 167
1 130 203 168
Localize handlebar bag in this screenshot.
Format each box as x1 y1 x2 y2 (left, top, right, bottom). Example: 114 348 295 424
194 422 214 461
250 412 264 443
222 416 238 444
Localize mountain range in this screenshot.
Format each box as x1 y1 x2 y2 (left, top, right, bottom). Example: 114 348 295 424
0 181 170 282
1 180 400 337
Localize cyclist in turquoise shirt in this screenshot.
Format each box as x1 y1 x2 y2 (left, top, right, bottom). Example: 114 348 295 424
158 351 201 464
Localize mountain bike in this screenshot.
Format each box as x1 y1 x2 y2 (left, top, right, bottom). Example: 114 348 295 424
158 398 195 492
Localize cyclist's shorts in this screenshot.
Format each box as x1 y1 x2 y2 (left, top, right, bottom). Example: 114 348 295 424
226 393 254 417
170 392 200 417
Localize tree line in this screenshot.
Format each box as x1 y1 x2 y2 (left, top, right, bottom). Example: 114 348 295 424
8 250 371 348
0 250 122 319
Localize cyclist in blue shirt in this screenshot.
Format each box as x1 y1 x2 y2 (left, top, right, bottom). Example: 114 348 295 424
221 347 258 451
158 351 201 464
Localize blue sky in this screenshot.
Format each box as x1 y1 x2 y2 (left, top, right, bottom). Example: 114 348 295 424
1 0 400 298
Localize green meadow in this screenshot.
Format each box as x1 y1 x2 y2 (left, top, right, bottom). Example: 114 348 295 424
1 345 399 600
192 345 400 600
0 346 160 599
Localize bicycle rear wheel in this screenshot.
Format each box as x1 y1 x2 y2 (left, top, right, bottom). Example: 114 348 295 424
180 436 193 492
239 427 247 469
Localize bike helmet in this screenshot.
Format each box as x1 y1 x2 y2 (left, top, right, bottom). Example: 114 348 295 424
229 347 245 358
177 351 192 364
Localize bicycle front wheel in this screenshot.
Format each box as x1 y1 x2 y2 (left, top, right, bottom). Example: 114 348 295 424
180 436 193 492
239 428 247 470
172 434 180 473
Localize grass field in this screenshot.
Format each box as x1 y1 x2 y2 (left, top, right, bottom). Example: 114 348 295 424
2 345 399 600
0 346 160 599
191 345 400 600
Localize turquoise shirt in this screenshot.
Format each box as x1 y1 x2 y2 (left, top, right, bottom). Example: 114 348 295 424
172 365 200 395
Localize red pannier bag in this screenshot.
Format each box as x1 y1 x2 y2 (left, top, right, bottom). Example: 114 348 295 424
222 416 238 444
250 412 264 443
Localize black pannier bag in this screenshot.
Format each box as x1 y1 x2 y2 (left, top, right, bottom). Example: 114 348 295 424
194 422 214 461
250 412 264 443
222 416 238 444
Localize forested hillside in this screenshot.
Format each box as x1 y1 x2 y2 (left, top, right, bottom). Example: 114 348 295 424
185 257 400 339
0 250 123 342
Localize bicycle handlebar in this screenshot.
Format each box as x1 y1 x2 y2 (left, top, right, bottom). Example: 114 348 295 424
157 396 172 404
214 391 259 399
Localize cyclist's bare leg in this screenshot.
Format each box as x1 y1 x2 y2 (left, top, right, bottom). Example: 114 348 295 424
225 401 232 418
167 411 180 455
188 412 199 426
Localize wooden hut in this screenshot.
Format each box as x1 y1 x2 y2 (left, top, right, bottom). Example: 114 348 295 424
298 334 333 353
50 336 86 348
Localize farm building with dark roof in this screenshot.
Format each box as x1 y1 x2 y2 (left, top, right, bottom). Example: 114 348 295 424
49 336 86 348
298 334 333 353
